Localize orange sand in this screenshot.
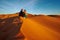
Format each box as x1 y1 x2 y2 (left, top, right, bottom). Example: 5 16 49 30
21 15 60 40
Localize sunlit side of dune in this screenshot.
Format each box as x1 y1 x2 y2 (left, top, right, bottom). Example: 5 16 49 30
21 15 60 40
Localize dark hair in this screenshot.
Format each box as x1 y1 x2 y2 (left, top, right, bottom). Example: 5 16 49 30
19 9 23 16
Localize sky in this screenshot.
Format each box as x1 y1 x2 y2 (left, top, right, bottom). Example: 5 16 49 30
0 0 60 15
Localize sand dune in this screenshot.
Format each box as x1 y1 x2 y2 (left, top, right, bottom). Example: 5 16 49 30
0 13 18 19
21 15 60 40
0 13 60 40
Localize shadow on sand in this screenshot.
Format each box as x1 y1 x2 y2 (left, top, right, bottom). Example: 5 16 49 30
0 16 24 40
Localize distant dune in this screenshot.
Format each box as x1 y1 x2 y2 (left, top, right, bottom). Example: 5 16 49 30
0 13 18 19
0 13 60 40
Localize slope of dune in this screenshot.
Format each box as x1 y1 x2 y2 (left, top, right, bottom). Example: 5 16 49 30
0 16 24 40
21 15 60 40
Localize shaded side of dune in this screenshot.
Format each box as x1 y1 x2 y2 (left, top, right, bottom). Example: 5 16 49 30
0 16 24 40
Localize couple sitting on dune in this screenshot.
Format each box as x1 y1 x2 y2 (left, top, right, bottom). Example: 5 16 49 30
19 9 27 18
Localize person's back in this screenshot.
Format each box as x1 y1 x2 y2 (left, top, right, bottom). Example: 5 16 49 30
19 9 24 17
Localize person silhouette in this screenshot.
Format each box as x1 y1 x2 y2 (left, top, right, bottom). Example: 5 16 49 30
19 9 27 18
23 10 27 18
19 9 24 17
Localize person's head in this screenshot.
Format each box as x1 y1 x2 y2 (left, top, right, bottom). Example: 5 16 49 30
24 10 26 13
21 9 24 12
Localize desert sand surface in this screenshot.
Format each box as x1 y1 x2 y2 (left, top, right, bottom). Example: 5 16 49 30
21 15 60 40
0 13 60 40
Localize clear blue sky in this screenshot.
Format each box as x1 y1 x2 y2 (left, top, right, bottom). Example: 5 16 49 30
0 0 60 15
